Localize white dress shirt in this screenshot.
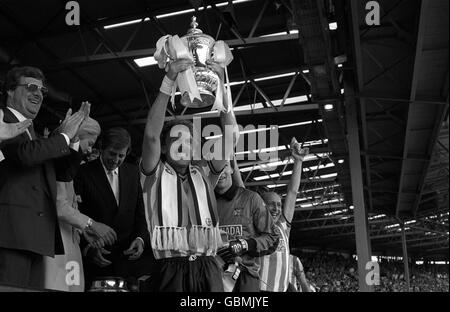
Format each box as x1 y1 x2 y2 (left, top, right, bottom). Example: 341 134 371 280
100 157 120 206
99 157 144 247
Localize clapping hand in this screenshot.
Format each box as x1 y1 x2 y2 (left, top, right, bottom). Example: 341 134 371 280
79 101 91 119
290 137 309 161
0 109 32 142
56 102 91 140
56 109 84 140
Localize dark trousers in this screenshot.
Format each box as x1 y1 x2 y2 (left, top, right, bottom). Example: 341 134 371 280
0 247 44 289
151 256 224 292
233 270 260 292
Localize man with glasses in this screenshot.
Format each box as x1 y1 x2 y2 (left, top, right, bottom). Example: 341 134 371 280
0 66 86 289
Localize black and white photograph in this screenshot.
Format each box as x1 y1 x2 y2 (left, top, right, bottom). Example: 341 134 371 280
0 0 448 303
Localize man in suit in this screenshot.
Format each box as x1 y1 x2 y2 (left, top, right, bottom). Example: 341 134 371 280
0 66 86 288
74 127 152 289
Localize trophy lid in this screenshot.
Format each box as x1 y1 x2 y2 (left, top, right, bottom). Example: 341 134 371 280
183 16 215 44
186 16 203 35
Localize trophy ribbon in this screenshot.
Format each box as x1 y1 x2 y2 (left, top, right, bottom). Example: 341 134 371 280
169 35 202 108
211 41 234 113
154 35 202 109
154 35 171 69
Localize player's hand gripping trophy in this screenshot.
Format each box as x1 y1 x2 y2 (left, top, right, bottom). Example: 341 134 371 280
153 16 234 112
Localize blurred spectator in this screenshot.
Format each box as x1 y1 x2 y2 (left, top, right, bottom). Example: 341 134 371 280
298 251 448 292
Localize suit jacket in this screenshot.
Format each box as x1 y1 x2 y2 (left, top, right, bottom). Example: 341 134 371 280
0 109 74 257
74 159 150 268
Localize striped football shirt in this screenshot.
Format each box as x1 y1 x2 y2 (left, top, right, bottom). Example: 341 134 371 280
141 160 220 260
258 221 290 291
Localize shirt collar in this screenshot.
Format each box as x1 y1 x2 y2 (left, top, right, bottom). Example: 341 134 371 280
215 183 239 201
7 107 27 122
100 157 119 176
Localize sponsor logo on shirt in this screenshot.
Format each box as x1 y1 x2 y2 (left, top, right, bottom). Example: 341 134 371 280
233 207 243 217
219 224 243 240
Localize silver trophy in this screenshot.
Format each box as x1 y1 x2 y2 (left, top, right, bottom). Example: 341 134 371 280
176 16 220 108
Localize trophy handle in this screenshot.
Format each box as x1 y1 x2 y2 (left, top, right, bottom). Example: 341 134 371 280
163 38 175 61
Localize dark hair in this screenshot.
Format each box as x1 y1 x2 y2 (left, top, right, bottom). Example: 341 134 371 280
99 127 131 151
2 66 45 105
160 119 193 147
4 66 45 92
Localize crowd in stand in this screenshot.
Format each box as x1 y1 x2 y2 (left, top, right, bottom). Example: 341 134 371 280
298 252 449 292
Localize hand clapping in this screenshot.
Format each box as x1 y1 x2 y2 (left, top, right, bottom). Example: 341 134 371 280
0 109 32 142
57 101 91 140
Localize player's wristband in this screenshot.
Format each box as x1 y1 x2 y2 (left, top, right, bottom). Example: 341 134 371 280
159 75 174 95
229 239 248 256
238 239 248 252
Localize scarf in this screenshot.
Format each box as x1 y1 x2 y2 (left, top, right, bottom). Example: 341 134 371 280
151 162 223 254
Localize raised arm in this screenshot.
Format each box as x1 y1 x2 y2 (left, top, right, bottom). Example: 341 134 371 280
283 138 309 225
204 60 240 175
141 59 194 174
219 108 239 163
